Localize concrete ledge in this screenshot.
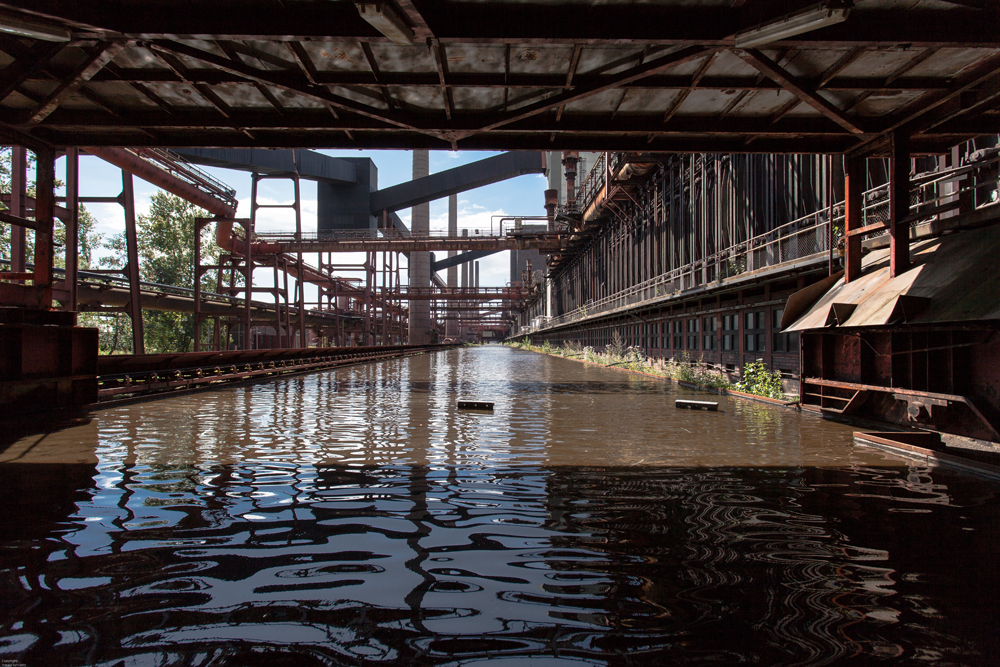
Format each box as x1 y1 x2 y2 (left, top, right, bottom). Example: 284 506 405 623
854 432 1000 481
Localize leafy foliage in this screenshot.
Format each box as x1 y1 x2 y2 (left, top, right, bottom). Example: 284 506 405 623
97 191 220 354
506 340 787 401
735 359 785 399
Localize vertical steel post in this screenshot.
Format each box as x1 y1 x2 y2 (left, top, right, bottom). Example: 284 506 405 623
889 131 911 278
121 170 145 353
194 218 203 351
365 251 374 345
242 218 252 350
64 148 79 314
33 147 56 310
292 167 306 347
10 147 26 279
844 155 864 283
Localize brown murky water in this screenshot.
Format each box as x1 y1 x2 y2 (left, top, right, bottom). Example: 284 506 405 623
1 346 998 665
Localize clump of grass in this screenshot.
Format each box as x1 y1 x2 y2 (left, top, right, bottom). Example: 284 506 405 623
505 339 784 400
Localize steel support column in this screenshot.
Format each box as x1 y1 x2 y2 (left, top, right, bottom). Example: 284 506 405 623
122 170 145 353
10 147 26 279
33 147 56 310
64 148 80 314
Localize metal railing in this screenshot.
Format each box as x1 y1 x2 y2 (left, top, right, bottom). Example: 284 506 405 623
255 217 558 242
131 148 239 212
574 152 606 216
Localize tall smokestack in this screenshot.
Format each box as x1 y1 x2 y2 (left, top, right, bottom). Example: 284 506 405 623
407 150 431 344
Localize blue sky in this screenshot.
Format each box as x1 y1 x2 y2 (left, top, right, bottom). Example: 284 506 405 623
61 149 550 290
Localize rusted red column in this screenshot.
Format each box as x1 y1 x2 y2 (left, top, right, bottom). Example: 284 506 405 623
889 131 911 278
194 217 206 352
33 147 56 310
64 148 80 314
122 170 145 353
843 155 864 283
10 147 26 279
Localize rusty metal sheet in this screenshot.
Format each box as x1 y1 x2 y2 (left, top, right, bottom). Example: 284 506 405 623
787 224 1000 331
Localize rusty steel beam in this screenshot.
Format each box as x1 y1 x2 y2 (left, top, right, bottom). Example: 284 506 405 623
85 147 236 217
76 282 349 326
28 41 126 125
843 47 940 116
37 66 963 92
25 106 959 141
736 49 865 136
662 51 718 124
272 235 565 254
15 3 998 46
467 46 719 139
146 40 432 137
0 39 65 103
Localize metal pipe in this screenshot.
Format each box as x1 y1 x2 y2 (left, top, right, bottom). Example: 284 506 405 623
562 151 579 205
544 188 558 231
85 147 237 218
85 147 286 258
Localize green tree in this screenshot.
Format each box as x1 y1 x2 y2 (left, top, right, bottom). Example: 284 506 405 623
99 191 224 353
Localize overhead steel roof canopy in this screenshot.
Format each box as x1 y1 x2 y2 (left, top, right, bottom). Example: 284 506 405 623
1 0 998 154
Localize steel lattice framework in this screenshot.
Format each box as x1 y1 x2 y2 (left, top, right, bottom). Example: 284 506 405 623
0 0 998 154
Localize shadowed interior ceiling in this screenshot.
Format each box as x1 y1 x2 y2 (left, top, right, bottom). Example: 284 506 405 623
0 0 998 154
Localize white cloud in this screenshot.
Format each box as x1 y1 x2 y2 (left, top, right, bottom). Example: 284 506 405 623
236 196 319 233
83 196 151 238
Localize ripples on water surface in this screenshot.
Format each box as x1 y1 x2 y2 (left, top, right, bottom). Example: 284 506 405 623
1 346 998 665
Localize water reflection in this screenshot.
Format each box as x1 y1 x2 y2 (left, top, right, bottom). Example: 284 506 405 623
1 347 998 665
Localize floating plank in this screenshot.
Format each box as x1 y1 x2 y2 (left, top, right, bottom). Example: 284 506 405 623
675 399 718 411
458 400 494 410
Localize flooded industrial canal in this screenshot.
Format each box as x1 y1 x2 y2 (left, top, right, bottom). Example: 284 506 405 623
2 346 998 665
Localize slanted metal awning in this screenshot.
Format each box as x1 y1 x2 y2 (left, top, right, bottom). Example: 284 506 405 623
784 223 1000 332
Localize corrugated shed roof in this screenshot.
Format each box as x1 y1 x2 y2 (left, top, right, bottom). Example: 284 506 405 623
786 224 1000 332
